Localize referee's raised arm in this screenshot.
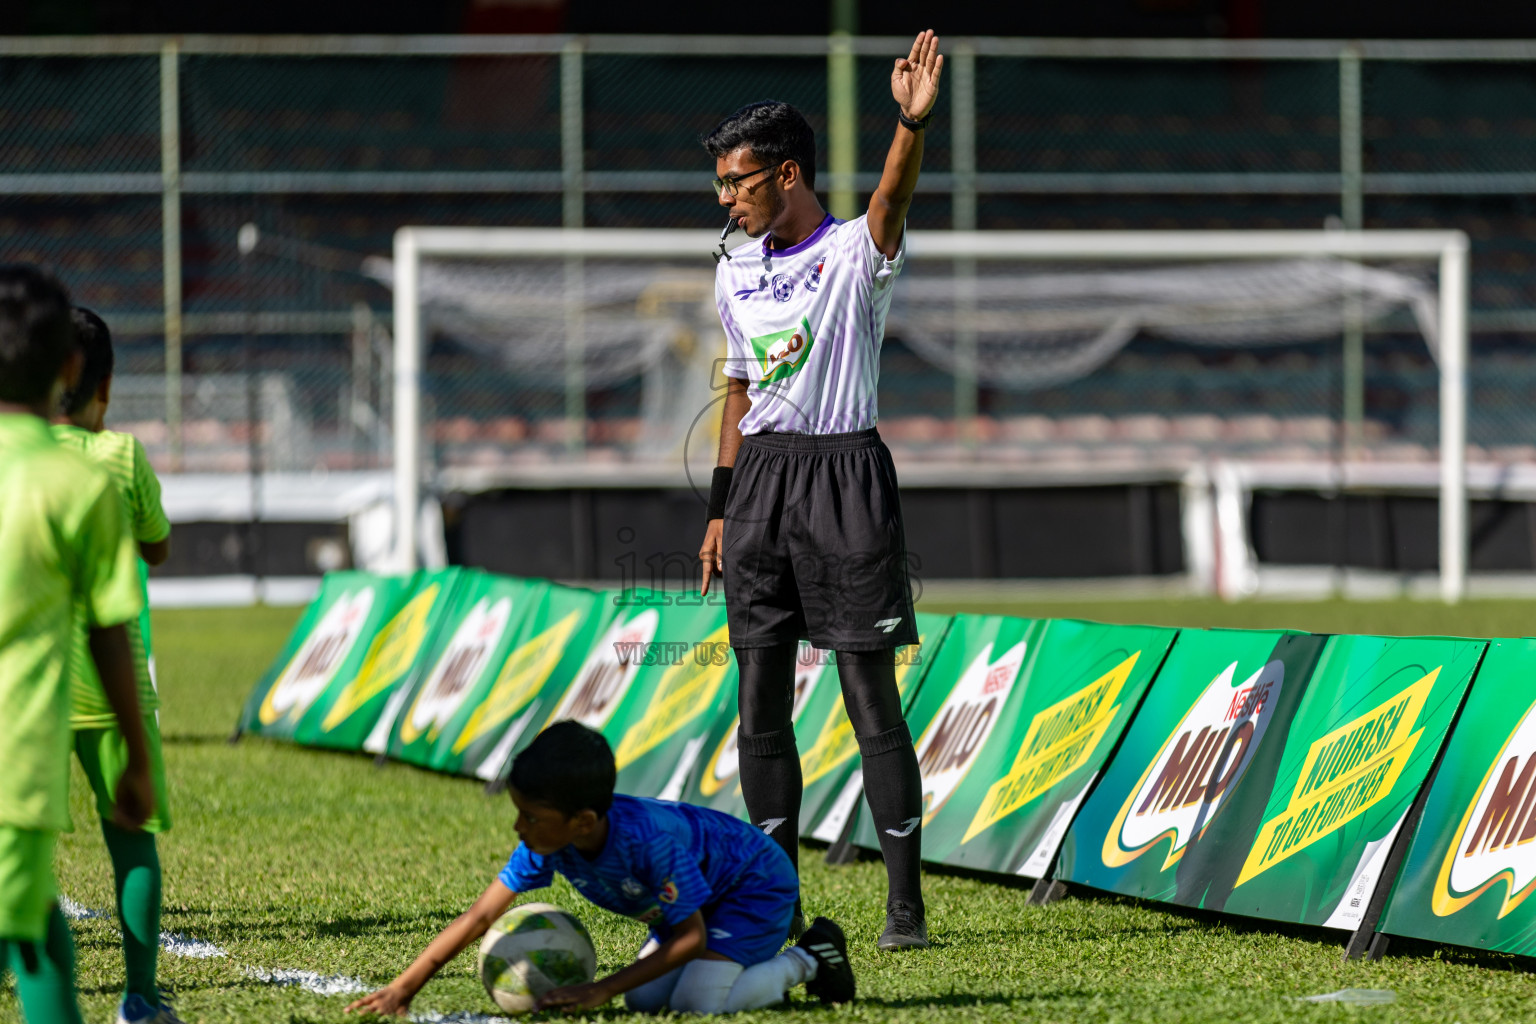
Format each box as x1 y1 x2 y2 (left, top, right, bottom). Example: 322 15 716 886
869 31 943 260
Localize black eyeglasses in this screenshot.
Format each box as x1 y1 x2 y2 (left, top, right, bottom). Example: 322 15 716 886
712 163 781 197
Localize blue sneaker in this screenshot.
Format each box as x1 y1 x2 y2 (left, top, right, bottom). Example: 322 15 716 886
117 992 186 1024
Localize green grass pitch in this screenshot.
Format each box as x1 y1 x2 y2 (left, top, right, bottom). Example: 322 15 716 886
7 598 1536 1022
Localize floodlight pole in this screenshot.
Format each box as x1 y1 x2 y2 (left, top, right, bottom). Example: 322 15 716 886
392 228 421 574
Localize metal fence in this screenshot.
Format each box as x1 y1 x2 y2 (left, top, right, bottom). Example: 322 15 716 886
11 35 1536 474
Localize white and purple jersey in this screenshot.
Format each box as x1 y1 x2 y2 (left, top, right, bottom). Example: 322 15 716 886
714 212 905 436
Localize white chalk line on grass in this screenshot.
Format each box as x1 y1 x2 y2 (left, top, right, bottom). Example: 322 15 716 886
63 896 229 961
61 896 511 1024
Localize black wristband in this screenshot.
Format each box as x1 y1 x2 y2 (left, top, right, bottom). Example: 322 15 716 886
898 109 932 131
706 466 733 521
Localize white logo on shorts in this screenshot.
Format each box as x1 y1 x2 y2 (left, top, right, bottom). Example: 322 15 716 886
875 618 903 633
709 927 733 940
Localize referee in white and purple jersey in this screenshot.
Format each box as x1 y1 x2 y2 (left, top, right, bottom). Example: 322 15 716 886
696 31 943 952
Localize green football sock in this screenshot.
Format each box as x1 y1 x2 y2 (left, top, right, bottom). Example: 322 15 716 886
3 905 85 1024
103 821 162 1004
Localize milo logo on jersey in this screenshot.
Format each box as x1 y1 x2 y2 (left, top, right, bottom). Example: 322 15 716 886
914 641 1027 824
258 586 376 726
397 596 515 746
1434 696 1536 918
548 609 659 731
699 641 830 798
1236 668 1435 887
750 317 816 389
1104 658 1285 871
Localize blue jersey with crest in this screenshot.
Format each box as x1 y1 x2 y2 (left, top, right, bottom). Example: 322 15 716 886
498 794 795 931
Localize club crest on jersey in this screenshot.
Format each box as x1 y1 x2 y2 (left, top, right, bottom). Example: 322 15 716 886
771 273 795 301
750 317 816 388
805 256 826 292
658 880 679 903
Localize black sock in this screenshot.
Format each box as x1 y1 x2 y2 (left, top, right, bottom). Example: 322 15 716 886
737 726 802 873
835 648 925 911
734 644 803 875
858 722 924 910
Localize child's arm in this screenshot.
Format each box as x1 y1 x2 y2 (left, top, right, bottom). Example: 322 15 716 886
139 536 170 566
89 623 154 829
346 879 516 1017
538 910 713 1012
130 435 171 566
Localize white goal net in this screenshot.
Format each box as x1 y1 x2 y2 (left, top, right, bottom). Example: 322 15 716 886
387 228 1469 599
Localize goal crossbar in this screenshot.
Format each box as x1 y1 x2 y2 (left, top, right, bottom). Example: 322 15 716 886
391 227 1471 602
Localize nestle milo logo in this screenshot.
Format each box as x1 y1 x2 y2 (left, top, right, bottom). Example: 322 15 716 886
1434 696 1536 917
1102 658 1285 871
750 317 815 388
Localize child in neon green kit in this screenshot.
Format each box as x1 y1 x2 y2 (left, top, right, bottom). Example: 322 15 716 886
0 265 154 1024
51 307 179 1024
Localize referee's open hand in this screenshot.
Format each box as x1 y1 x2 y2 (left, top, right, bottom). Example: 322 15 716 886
892 29 943 122
699 519 724 596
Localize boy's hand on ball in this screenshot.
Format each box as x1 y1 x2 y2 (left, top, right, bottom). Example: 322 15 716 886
344 984 412 1016
536 980 612 1012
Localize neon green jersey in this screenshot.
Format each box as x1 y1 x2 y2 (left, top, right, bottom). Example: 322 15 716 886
0 414 140 831
50 424 169 727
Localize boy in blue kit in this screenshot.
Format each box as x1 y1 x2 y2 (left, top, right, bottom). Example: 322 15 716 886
346 722 854 1016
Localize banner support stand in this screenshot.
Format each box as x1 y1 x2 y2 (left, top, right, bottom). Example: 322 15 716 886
1341 644 1486 961
1341 766 1439 959
824 807 861 866
1027 877 1068 906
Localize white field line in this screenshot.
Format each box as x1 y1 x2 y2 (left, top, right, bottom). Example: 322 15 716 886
60 895 511 1023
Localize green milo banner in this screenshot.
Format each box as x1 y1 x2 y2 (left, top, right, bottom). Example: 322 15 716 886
1378 638 1536 953
862 616 1180 877
1057 628 1324 904
375 576 614 780
1060 629 1483 927
681 612 951 839
1215 634 1482 927
539 592 736 799
238 569 465 750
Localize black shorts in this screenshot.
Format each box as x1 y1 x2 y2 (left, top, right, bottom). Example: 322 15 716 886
722 427 918 652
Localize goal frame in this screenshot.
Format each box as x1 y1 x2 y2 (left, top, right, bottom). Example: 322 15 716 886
391 227 1471 602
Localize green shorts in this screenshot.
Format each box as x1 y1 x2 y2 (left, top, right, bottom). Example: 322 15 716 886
0 827 56 942
74 713 171 834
